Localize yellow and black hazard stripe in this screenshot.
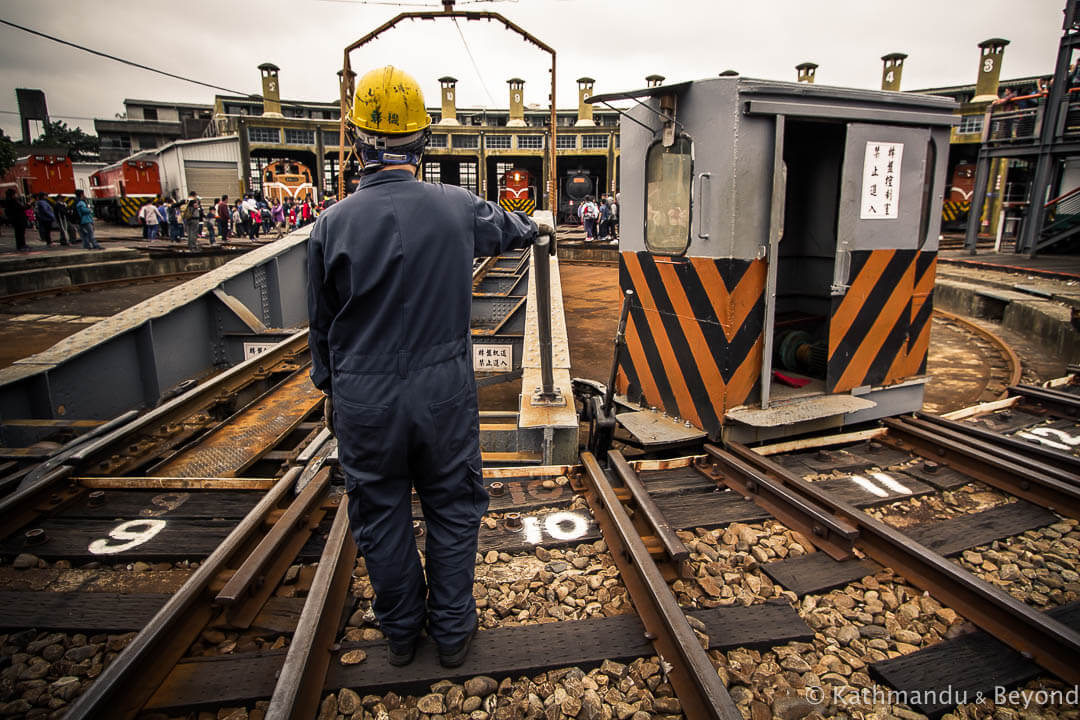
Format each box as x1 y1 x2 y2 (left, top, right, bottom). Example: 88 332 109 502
500 197 536 215
941 200 970 223
615 251 766 438
118 197 143 225
828 249 937 393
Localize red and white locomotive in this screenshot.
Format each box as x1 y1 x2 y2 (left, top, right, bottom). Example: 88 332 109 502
89 159 162 225
0 154 76 199
498 168 536 215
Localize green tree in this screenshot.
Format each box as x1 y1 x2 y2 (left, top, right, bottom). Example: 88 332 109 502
32 120 100 161
0 129 16 176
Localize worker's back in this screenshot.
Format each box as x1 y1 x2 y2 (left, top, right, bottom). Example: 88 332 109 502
307 168 534 392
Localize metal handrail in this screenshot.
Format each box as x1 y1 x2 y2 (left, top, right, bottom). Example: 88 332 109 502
1044 184 1080 209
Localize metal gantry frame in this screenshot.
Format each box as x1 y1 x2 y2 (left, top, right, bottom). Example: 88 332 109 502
335 0 558 214
965 0 1080 256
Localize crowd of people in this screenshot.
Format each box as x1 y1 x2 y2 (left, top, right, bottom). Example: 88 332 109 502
576 193 618 243
137 193 329 249
1 189 101 251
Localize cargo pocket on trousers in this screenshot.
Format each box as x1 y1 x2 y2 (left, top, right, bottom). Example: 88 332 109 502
428 380 479 472
334 396 391 475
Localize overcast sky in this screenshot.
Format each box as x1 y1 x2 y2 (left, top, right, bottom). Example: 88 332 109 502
0 0 1068 141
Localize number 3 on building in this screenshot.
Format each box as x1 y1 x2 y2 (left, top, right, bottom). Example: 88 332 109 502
983 58 994 73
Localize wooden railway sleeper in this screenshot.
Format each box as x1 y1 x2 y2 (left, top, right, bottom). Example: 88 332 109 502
718 441 1080 685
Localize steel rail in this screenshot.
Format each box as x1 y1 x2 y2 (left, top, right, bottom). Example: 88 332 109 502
0 270 205 304
880 417 1080 518
708 442 1080 685
934 309 1022 394
64 465 303 720
216 467 331 606
580 451 741 720
607 450 689 562
911 411 1080 481
266 493 357 720
0 331 311 537
1010 383 1080 417
694 451 858 561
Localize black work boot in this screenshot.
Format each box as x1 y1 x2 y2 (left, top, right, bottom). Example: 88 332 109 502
437 624 478 668
386 636 419 667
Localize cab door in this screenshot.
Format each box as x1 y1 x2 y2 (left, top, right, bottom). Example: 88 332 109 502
827 123 935 393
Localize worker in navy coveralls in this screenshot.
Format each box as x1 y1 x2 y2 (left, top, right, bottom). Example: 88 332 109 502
307 66 548 668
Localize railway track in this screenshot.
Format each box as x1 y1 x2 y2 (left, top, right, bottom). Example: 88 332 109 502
930 309 1023 405
1 338 1077 718
0 271 207 306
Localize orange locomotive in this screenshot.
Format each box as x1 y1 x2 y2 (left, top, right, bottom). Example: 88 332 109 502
942 162 975 225
0 154 76 198
261 160 315 204
89 159 162 225
498 168 536 215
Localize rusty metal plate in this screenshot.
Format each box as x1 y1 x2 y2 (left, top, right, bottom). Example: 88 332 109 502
153 372 322 478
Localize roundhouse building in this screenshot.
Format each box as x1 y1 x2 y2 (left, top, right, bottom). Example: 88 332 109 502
203 64 622 207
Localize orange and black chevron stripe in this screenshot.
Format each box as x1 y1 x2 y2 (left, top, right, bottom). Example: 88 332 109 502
901 251 937 377
500 197 536 214
828 249 936 393
616 251 766 437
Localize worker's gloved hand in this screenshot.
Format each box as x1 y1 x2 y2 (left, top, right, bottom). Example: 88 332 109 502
533 219 557 255
323 394 335 437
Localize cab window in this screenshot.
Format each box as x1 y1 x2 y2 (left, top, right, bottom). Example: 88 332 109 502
645 136 693 255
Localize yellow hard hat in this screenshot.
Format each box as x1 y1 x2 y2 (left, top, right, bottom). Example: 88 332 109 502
349 66 432 135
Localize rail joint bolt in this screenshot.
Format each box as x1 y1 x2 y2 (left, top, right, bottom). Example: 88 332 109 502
24 528 48 546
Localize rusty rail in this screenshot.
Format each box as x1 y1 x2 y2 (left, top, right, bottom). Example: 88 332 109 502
0 331 311 537
704 442 1080 685
1009 383 1080 418
64 466 303 720
580 451 741 720
933 309 1022 395
911 411 1080 483
266 494 356 720
880 417 1080 518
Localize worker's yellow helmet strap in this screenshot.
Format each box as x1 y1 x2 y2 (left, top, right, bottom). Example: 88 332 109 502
349 66 432 135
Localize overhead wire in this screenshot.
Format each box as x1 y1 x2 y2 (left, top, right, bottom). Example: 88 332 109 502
452 16 497 106
0 18 328 116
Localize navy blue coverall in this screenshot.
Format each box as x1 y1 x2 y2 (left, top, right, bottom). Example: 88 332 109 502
306 169 536 649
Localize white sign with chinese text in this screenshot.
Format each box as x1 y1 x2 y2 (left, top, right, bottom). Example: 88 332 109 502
243 342 277 360
473 344 512 372
860 142 903 220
